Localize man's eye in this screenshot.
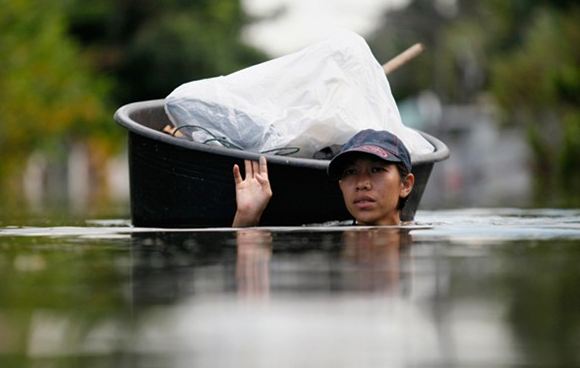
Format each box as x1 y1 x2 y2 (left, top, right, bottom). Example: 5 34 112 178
342 168 356 177
371 167 387 173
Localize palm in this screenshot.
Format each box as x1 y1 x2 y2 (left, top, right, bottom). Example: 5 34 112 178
232 157 272 226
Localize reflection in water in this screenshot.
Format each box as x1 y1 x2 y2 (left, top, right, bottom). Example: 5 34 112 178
1 209 580 367
233 228 412 300
236 230 272 300
341 228 411 294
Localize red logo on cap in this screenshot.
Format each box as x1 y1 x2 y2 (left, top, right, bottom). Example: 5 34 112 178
358 145 389 158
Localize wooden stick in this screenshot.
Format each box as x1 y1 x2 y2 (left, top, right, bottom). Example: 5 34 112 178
382 43 424 75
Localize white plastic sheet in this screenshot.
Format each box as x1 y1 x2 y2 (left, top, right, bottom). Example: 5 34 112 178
165 31 434 158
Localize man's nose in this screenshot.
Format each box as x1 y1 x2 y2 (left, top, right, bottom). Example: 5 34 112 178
355 172 371 190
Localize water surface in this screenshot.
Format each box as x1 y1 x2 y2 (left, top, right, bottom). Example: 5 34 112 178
1 209 579 367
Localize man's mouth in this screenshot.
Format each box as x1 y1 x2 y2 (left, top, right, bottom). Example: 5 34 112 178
353 196 375 209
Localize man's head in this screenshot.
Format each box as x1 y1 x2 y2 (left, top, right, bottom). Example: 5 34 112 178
328 129 412 179
328 130 414 225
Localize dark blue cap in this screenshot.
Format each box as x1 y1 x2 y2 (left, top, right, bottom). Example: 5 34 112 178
327 129 412 179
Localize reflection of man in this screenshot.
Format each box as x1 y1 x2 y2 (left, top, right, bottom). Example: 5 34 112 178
235 230 272 300
234 228 412 299
342 228 412 294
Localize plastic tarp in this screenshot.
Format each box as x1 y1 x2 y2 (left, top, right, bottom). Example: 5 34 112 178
165 31 434 158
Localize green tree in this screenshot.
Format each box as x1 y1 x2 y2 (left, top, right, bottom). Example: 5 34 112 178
489 6 580 204
63 0 268 103
0 0 111 200
0 0 267 213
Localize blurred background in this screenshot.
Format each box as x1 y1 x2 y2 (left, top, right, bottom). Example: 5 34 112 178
0 0 578 222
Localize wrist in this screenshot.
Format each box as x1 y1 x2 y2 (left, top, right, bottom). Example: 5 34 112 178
232 208 262 227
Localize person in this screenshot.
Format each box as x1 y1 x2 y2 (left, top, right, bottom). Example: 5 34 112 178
232 129 415 227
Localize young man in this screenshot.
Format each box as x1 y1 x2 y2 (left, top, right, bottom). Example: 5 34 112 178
232 129 415 227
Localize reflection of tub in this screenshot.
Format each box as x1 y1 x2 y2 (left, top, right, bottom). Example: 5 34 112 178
114 99 450 227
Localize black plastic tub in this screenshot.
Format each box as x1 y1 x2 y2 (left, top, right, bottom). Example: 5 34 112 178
114 99 449 227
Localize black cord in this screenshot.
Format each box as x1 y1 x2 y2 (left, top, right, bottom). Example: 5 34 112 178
172 124 244 150
260 147 300 156
172 124 300 156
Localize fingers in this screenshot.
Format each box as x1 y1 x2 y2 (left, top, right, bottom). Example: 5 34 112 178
233 164 242 185
255 173 267 185
259 156 268 179
251 160 260 178
237 157 267 182
244 159 253 178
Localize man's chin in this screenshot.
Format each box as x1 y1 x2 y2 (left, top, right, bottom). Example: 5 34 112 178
352 212 379 226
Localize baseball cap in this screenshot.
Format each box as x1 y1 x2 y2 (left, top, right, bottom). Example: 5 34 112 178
327 129 412 180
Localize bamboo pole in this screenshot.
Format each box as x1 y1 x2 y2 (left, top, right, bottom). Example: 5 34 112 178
382 43 424 75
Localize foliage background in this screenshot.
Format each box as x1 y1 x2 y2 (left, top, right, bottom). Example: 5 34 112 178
0 0 267 217
368 0 579 206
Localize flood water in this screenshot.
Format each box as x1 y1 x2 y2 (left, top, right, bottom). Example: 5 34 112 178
1 208 579 368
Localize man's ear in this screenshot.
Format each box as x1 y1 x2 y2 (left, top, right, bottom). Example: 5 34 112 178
400 173 415 198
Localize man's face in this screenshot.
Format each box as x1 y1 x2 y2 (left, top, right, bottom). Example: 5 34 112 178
338 156 412 226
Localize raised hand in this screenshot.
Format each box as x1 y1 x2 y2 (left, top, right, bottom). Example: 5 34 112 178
232 156 273 227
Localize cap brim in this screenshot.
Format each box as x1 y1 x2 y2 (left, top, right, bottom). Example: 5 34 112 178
327 149 403 180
